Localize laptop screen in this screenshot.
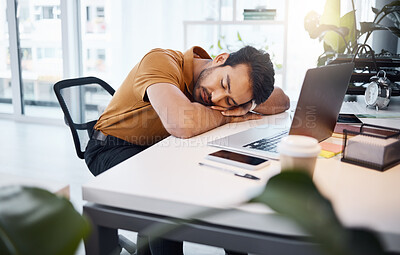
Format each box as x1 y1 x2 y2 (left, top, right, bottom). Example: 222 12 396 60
289 62 354 141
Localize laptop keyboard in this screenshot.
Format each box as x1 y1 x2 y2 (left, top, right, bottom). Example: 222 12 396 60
243 130 289 153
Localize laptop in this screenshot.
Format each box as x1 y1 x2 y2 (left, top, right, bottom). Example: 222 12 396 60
208 62 355 159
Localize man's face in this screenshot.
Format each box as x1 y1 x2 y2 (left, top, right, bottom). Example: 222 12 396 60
193 64 253 110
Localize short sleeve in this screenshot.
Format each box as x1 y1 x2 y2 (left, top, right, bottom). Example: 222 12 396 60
133 49 184 101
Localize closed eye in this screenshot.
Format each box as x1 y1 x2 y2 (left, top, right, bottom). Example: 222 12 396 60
221 77 238 107
220 79 225 89
227 97 238 107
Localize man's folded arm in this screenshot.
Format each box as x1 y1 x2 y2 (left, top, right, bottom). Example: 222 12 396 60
253 87 290 115
146 83 229 139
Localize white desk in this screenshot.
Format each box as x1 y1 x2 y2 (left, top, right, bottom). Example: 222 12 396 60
82 97 400 255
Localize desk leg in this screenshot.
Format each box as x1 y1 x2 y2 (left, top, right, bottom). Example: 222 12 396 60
83 205 120 255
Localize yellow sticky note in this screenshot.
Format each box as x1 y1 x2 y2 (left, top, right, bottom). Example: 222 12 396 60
319 150 336 158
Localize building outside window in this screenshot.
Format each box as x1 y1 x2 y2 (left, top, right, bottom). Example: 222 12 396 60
0 0 12 113
17 0 63 118
85 2 105 34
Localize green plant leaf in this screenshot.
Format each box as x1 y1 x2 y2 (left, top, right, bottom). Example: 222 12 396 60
384 7 400 25
237 32 242 42
360 22 387 35
217 39 223 50
323 42 334 53
386 13 400 26
387 26 400 37
306 23 348 41
250 171 384 255
250 171 349 254
304 11 320 38
0 186 90 255
339 10 356 53
372 7 380 15
377 2 399 24
320 0 341 51
320 0 340 25
346 228 385 255
385 0 400 7
382 3 400 24
305 0 400 61
249 171 347 252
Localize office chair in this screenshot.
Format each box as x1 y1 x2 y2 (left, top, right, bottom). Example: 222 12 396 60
53 77 137 255
53 76 115 159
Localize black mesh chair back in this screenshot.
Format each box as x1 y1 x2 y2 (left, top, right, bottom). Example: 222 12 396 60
54 77 138 254
53 77 115 159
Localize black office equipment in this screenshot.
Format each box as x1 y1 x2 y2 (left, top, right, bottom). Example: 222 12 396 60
54 77 115 159
327 52 400 96
341 123 400 171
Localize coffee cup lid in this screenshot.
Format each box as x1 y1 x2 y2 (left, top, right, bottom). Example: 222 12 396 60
278 135 321 157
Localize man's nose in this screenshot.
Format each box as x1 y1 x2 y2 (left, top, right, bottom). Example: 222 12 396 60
211 89 226 104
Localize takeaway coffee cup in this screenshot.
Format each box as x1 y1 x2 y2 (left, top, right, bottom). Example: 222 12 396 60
277 135 321 176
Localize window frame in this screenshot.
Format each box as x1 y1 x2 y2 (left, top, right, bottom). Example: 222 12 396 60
1 0 83 125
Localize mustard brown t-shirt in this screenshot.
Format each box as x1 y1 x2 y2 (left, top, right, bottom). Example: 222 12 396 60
94 46 211 146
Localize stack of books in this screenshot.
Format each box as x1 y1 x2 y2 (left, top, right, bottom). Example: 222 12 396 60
243 8 276 20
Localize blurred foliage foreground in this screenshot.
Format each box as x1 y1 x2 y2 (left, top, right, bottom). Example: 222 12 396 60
0 186 90 255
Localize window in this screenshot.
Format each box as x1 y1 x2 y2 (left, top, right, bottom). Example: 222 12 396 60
85 48 106 72
86 6 91 21
2 0 397 122
84 3 105 34
96 7 104 18
0 0 12 113
44 48 56 58
18 0 63 118
97 49 105 60
34 5 60 20
43 6 54 19
81 1 110 80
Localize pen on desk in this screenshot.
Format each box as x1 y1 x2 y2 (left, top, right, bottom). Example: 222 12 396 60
198 162 260 181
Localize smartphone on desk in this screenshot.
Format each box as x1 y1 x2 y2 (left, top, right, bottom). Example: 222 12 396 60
206 150 270 170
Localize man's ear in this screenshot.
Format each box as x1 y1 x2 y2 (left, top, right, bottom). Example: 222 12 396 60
212 53 229 66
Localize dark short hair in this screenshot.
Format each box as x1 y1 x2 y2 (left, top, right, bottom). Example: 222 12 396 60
222 46 275 105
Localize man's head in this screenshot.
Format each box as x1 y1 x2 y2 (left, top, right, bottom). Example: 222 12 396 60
193 46 275 109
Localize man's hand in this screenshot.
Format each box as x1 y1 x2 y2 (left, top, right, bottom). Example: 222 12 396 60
211 100 253 116
227 112 262 123
210 101 262 123
210 87 290 118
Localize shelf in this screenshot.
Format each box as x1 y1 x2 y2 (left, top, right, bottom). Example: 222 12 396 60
183 0 288 89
